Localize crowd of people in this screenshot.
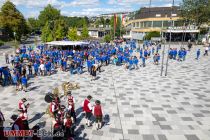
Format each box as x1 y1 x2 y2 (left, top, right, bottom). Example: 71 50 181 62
0 40 210 140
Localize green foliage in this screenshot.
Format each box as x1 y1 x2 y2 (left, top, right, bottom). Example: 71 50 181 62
82 19 89 39
64 16 89 28
0 1 28 41
54 19 67 40
104 34 112 43
27 18 40 33
38 4 61 27
0 40 4 46
144 31 160 40
41 21 52 42
180 0 210 26
67 27 79 41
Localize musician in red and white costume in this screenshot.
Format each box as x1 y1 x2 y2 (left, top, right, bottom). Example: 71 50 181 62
64 114 74 138
67 91 76 123
93 100 103 130
66 91 75 105
50 99 59 119
57 105 66 124
18 109 29 130
11 114 24 130
18 98 30 113
82 95 92 127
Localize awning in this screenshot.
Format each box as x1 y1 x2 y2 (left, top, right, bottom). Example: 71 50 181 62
45 41 89 46
162 29 200 33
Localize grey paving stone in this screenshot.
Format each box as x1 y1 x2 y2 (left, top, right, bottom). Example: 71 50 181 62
158 134 168 140
193 113 204 117
109 128 122 134
142 134 155 140
92 130 103 136
124 114 134 117
128 129 139 135
159 125 172 130
136 121 143 125
133 110 143 114
185 135 200 140
181 117 193 121
167 110 177 114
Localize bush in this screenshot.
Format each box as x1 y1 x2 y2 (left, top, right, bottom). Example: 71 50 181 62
104 34 112 43
144 31 160 40
0 40 4 46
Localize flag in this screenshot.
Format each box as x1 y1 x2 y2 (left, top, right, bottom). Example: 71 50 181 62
114 14 117 37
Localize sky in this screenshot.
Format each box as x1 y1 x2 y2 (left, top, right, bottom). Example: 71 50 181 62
0 0 182 18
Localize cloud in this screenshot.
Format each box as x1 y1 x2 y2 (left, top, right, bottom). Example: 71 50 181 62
63 0 100 7
108 0 181 7
61 7 133 17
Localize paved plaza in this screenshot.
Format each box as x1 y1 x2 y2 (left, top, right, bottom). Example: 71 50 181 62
0 44 210 140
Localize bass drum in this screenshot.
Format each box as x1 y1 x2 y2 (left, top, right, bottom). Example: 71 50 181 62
44 92 53 103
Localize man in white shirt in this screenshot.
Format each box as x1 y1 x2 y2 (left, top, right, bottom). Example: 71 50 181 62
204 46 209 56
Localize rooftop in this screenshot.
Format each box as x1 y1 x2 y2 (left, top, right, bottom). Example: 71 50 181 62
135 6 180 19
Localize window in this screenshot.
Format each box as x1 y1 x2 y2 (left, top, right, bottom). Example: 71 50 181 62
141 22 144 28
133 23 135 28
153 21 162 27
163 21 171 27
136 22 139 28
144 21 152 28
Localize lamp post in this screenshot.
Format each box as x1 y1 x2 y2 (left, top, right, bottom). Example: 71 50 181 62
165 0 174 76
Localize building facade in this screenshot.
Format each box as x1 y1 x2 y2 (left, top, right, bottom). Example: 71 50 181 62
123 6 200 41
77 27 111 38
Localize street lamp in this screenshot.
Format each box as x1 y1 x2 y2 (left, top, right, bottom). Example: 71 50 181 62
165 0 174 76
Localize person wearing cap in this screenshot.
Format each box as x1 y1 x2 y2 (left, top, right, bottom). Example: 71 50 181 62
93 100 103 130
18 98 29 113
18 109 29 130
82 95 92 127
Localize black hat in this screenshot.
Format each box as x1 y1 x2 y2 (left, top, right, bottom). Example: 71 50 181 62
87 95 92 99
67 91 72 95
95 100 101 104
22 98 27 102
11 114 18 120
61 105 66 109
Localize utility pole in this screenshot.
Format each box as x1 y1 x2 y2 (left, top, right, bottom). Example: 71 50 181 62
160 37 166 76
165 0 174 76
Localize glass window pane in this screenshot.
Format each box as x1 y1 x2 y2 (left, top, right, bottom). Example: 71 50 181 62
153 21 162 27
144 21 152 27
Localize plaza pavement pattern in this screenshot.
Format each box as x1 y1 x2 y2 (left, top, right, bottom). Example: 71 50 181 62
0 44 210 140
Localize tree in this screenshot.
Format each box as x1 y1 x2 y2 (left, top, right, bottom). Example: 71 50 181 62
67 27 79 41
82 19 89 39
41 21 53 42
0 1 28 41
144 31 160 40
38 4 61 27
104 34 111 43
180 0 210 26
27 18 40 33
54 19 67 40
